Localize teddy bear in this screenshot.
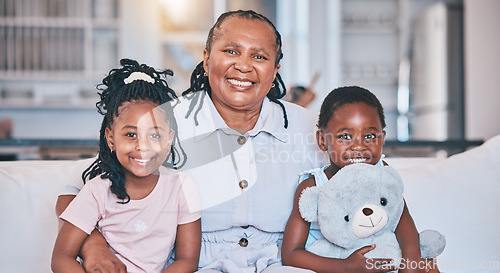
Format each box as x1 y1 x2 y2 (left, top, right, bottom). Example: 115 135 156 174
299 163 445 268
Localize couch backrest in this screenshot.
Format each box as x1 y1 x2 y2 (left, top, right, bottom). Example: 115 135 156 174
0 158 95 273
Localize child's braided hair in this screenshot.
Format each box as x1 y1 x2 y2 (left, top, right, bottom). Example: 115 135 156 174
82 58 186 203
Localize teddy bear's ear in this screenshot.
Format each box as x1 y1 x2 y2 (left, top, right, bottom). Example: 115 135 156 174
298 186 320 222
384 165 402 180
384 166 404 193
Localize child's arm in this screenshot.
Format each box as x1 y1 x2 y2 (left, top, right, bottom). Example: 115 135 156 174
282 178 397 273
51 222 90 273
55 195 127 273
163 219 201 273
396 202 437 273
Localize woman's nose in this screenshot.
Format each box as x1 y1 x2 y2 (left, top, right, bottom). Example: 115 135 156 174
234 56 252 72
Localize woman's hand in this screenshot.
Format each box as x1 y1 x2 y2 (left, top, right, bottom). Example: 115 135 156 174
345 245 398 273
80 229 127 273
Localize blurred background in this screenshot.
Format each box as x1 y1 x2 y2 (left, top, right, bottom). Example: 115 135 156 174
0 0 498 160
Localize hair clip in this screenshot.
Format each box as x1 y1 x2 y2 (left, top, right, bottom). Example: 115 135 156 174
124 72 155 84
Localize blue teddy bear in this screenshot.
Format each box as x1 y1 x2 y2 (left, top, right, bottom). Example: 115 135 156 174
299 163 445 269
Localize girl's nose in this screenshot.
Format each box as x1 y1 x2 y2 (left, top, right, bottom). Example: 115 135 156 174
350 134 367 151
135 137 150 151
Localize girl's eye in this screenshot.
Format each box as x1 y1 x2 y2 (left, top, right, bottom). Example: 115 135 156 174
337 134 352 141
364 133 377 140
126 132 136 138
150 133 161 139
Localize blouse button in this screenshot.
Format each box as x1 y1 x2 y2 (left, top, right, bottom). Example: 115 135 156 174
239 238 249 247
237 136 246 145
239 179 248 189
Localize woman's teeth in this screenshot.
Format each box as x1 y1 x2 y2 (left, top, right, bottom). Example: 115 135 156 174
228 79 253 87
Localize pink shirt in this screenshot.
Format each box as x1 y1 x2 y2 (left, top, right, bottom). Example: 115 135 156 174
61 166 201 273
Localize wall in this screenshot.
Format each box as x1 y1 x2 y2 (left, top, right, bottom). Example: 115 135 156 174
464 0 500 141
277 0 341 114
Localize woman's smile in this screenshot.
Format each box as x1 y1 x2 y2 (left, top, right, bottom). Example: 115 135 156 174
203 16 279 113
227 78 254 87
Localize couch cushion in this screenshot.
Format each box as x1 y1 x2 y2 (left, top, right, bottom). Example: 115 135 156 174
0 158 94 273
394 135 500 273
1 135 499 273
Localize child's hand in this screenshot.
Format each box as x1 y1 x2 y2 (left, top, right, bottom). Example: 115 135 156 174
398 258 440 273
345 245 398 273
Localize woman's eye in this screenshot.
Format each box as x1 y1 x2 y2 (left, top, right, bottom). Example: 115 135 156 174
253 55 267 60
224 49 237 55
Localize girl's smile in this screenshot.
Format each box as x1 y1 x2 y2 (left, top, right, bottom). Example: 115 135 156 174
317 102 386 169
105 100 174 180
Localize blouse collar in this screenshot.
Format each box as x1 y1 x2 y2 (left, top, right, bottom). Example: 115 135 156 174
193 92 287 142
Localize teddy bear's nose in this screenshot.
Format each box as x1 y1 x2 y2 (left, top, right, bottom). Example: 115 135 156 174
363 207 373 216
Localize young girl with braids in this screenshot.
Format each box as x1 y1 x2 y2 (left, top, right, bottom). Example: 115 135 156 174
51 59 201 273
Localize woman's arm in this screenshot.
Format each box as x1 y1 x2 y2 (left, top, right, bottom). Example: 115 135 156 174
281 178 396 273
163 219 201 273
55 195 127 273
51 222 89 273
55 195 77 217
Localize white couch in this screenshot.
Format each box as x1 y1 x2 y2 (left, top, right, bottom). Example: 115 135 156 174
1 135 499 273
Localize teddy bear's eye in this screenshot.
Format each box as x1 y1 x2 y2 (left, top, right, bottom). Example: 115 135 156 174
380 198 388 206
344 215 349 222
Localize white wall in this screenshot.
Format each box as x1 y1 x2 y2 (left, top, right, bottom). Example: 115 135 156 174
120 0 163 68
277 0 341 114
464 0 500 141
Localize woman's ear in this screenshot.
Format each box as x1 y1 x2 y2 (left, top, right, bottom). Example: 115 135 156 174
203 49 209 74
316 130 328 151
105 127 115 152
272 63 280 82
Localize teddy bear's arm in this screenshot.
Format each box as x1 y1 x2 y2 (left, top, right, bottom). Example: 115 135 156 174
308 239 347 259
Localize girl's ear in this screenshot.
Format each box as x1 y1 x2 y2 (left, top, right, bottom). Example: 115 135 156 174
105 127 115 152
166 130 175 149
316 130 328 151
